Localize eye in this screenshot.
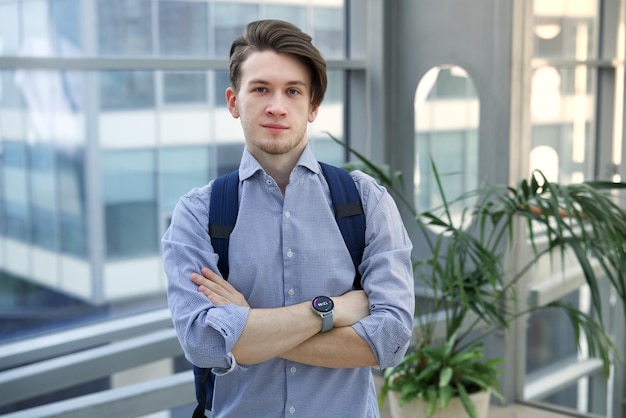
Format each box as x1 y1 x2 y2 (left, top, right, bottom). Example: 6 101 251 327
287 88 301 96
253 87 268 93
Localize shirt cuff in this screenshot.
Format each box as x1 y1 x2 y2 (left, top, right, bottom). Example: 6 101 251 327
212 352 244 376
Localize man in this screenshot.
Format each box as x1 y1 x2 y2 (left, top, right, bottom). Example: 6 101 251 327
162 19 414 417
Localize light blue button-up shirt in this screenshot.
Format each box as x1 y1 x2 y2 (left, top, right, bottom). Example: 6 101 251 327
162 145 414 418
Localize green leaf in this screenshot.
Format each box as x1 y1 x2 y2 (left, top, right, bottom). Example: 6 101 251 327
457 383 479 418
439 366 453 387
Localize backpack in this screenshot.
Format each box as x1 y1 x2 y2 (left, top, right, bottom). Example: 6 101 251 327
192 162 366 418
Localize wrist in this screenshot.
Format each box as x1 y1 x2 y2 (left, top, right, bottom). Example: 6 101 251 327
311 296 334 332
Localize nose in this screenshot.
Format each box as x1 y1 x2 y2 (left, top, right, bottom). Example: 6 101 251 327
265 93 287 116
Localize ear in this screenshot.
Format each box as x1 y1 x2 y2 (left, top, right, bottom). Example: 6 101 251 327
308 103 319 123
225 87 240 118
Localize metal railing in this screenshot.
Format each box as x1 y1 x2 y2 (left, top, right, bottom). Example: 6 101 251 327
0 308 195 417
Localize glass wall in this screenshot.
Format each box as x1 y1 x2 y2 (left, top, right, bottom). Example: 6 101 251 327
523 0 623 416
0 0 346 344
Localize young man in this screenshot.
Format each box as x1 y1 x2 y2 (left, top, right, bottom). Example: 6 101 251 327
162 19 415 417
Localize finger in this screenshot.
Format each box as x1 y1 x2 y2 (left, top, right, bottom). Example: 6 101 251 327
193 274 230 296
197 284 211 297
200 267 223 282
205 292 231 306
191 272 213 287
201 267 242 295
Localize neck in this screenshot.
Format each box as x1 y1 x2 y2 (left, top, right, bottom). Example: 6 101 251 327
249 150 302 194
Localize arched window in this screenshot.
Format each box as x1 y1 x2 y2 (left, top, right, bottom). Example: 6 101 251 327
414 65 480 225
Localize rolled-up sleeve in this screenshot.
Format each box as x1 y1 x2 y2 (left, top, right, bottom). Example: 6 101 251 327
162 184 250 370
350 172 415 369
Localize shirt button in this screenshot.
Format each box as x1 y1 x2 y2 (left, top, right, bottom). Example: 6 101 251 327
290 366 297 374
289 406 296 414
285 211 291 218
286 250 293 258
288 288 295 296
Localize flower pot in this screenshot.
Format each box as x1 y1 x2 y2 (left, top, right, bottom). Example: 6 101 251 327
387 389 491 418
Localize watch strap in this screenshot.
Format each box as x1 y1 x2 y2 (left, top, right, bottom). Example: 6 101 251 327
320 312 333 332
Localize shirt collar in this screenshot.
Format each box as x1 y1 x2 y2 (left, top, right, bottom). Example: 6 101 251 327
238 144 320 181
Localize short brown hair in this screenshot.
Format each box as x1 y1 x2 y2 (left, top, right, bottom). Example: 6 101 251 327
229 19 327 108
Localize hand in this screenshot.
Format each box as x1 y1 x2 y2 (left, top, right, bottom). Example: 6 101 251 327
332 290 370 327
191 267 250 308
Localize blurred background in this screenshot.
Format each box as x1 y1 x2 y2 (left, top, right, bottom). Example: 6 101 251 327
0 0 624 417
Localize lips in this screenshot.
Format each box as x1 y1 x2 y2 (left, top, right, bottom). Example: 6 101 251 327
262 123 289 134
262 123 288 130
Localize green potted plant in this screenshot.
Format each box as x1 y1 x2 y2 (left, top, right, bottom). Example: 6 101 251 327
329 134 626 418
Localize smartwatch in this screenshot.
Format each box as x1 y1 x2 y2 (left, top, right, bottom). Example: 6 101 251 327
311 296 334 333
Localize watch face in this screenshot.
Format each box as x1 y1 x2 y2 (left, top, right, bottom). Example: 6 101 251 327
312 296 334 313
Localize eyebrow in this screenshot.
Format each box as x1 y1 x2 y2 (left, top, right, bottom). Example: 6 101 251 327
247 79 308 87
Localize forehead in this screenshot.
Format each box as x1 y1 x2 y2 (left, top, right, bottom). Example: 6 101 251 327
240 50 311 86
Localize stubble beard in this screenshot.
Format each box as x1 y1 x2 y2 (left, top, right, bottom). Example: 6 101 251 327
255 132 306 156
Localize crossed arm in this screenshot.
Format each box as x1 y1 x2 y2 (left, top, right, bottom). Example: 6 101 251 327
191 267 377 368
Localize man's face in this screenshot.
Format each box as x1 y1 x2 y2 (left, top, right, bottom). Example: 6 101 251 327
226 50 319 159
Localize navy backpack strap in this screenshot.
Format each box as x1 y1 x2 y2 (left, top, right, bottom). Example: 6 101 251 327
192 365 215 418
208 170 240 280
319 162 366 290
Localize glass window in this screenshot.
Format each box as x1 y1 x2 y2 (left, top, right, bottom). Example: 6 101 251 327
264 4 306 29
31 143 58 250
50 0 82 54
103 149 158 259
213 2 259 58
160 146 211 212
213 70 230 106
0 1 20 55
1 70 23 108
527 290 581 376
158 1 208 56
215 143 244 177
325 70 343 104
312 6 344 59
58 148 87 257
97 0 153 56
530 66 596 183
99 71 155 110
22 0 50 56
2 141 29 241
163 72 207 104
533 0 599 60
414 66 480 218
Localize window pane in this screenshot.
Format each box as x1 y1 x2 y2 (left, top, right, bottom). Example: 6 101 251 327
213 2 259 58
97 0 153 56
533 0 599 60
31 143 58 250
309 70 345 158
414 66 480 217
50 0 82 54
103 149 158 259
99 71 155 110
160 146 211 212
163 72 207 104
2 141 29 241
22 0 49 56
213 70 230 106
312 6 344 59
530 67 596 183
159 1 208 56
0 1 20 55
265 4 306 29
58 148 87 257
1 70 23 108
